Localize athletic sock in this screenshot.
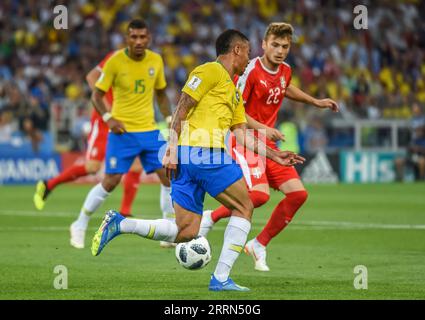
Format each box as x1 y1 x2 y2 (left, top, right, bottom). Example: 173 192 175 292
211 190 269 222
160 185 175 218
256 190 308 246
75 183 110 230
47 164 88 191
120 218 178 242
214 216 251 282
119 171 141 216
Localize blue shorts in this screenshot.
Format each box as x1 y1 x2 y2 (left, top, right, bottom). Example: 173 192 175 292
105 130 166 174
171 146 244 215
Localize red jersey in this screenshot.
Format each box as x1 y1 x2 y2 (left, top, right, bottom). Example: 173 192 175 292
90 52 114 122
235 56 292 137
231 57 299 190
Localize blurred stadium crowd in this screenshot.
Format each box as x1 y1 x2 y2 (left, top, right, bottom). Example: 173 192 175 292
0 0 424 154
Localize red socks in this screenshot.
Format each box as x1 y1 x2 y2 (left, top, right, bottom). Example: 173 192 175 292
47 164 88 190
256 190 308 246
211 190 270 222
120 171 141 216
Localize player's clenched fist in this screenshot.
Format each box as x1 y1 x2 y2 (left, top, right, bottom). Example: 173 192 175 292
162 146 178 179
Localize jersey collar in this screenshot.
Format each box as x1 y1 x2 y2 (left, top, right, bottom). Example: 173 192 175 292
124 48 147 62
259 57 279 75
215 60 233 82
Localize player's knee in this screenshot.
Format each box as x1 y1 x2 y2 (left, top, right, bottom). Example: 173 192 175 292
250 191 270 208
85 161 101 174
176 227 198 243
102 174 122 192
287 190 308 207
238 198 253 219
161 179 171 187
156 168 171 187
175 217 200 242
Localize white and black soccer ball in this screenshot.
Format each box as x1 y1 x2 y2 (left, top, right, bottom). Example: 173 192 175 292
175 236 212 270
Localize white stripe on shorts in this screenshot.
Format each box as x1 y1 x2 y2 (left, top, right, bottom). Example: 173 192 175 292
86 119 100 159
233 148 252 190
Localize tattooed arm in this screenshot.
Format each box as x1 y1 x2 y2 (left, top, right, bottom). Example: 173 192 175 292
162 92 197 179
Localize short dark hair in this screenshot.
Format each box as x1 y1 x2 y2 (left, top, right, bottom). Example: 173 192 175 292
216 29 249 56
127 19 148 31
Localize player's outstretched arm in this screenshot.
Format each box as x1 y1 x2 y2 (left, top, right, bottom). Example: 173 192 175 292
231 123 305 167
246 114 285 142
286 84 339 112
91 88 125 134
163 92 197 179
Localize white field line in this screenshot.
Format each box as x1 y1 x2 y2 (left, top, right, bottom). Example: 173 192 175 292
1 210 425 231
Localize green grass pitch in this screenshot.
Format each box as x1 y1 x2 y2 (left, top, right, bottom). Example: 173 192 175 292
0 183 424 300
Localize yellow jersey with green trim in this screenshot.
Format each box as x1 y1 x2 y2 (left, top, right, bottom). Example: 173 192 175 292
180 61 247 148
95 48 166 132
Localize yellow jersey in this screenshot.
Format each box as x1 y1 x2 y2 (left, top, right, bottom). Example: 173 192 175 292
180 61 247 149
95 48 166 132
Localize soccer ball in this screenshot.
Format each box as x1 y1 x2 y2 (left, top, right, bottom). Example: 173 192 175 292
175 236 212 270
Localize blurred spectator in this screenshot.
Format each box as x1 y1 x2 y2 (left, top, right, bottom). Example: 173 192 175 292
0 0 424 151
410 102 425 139
70 106 90 151
21 117 43 153
17 95 48 153
0 109 15 143
395 103 425 181
395 125 425 181
303 116 328 154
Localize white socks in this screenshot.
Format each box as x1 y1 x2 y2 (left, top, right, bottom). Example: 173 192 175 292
75 183 110 230
120 218 178 242
214 216 251 282
74 184 174 233
160 185 175 220
119 185 177 243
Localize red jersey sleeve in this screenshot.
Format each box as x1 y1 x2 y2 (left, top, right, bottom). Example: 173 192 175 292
284 62 292 88
93 51 115 110
96 51 114 71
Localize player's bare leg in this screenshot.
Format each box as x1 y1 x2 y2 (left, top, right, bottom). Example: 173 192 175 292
173 203 201 242
92 202 197 256
155 167 176 247
200 183 270 237
208 178 253 291
70 173 123 249
120 158 142 217
85 159 102 174
249 178 308 271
